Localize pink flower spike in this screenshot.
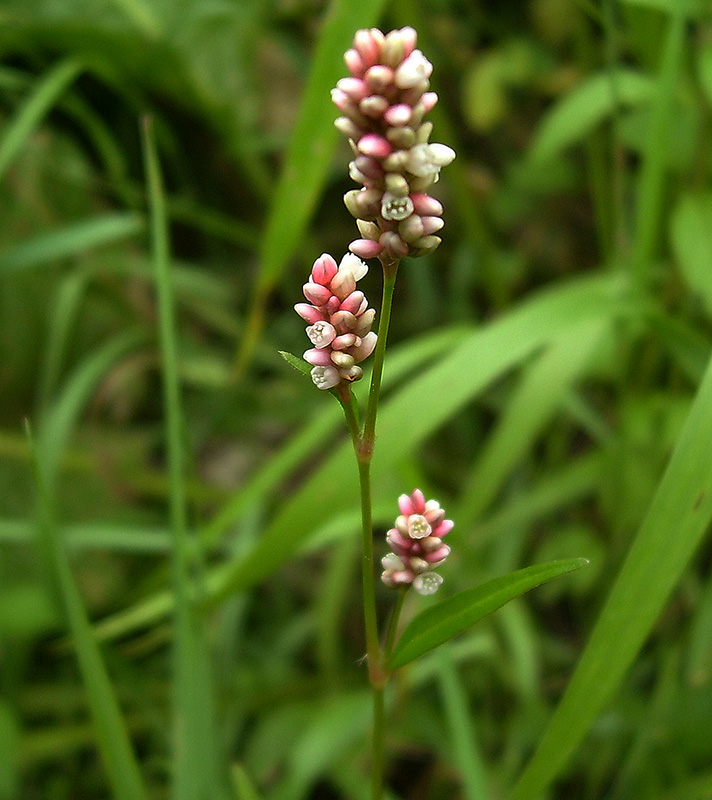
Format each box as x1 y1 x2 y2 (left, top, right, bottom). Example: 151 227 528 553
399 493 415 515
294 303 325 324
303 282 331 305
311 254 338 285
358 133 392 160
303 348 333 367
349 238 383 259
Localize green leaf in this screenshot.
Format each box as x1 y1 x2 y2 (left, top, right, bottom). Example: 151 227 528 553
0 58 84 180
279 350 313 378
511 349 712 800
0 213 144 275
670 192 712 317
528 69 654 165
389 559 588 670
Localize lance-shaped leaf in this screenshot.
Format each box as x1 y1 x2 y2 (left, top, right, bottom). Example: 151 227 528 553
388 559 588 670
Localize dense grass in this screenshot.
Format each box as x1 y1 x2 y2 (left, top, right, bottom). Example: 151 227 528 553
2 1 712 799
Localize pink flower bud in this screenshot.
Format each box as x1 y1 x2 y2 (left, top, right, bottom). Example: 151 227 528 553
303 347 333 366
303 282 331 305
399 26 418 58
422 91 439 113
364 65 394 93
294 303 326 324
411 489 426 513
349 238 383 259
359 95 389 118
339 290 365 315
329 270 356 300
349 331 377 362
358 133 392 159
354 308 376 336
354 29 382 67
352 155 383 179
379 231 409 259
399 493 415 515
411 193 443 216
334 116 361 139
344 48 365 77
384 104 413 127
330 309 358 333
425 545 451 563
311 254 338 285
433 519 454 538
336 77 369 101
331 333 357 350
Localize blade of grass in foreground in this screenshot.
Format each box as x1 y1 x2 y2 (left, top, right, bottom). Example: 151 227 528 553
511 350 712 800
235 0 388 372
0 58 83 180
27 424 149 800
142 116 225 800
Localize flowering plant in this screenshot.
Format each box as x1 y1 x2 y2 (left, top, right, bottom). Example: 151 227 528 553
284 27 586 800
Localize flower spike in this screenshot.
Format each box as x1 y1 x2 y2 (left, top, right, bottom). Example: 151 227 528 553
333 28 455 262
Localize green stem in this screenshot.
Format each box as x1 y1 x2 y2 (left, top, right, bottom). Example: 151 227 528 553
371 687 385 800
361 264 399 459
358 459 381 684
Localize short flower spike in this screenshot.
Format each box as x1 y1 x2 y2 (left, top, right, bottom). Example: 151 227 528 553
295 253 378 390
382 489 453 594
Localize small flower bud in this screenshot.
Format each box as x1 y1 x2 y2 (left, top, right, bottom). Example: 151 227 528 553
408 514 432 539
364 65 394 93
303 348 333 367
329 270 356 300
356 219 381 240
384 172 410 196
384 103 412 127
294 303 326 324
339 290 365 315
394 50 433 89
358 132 393 159
336 77 369 101
311 254 338 285
344 48 365 77
338 253 369 280
411 193 443 216
398 215 424 243
354 308 376 336
340 364 363 382
349 331 377 361
331 333 357 350
334 116 361 139
359 95 389 118
330 309 358 332
331 351 355 369
386 127 417 150
349 238 383 259
303 282 332 305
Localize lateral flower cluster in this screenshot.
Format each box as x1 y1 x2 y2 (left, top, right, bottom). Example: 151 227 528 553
381 489 453 595
332 27 455 263
295 253 378 390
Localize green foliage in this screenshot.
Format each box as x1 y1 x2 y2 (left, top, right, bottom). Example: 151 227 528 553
2 1 712 799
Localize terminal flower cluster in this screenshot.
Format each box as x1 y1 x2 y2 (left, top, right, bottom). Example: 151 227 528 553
295 253 378 390
381 489 453 595
332 27 455 263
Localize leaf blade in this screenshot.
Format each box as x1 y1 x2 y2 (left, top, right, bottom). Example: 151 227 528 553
389 559 588 670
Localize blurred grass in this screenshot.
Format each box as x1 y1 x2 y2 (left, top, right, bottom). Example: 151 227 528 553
2 1 712 799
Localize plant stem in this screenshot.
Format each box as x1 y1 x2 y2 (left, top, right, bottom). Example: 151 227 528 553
371 687 385 800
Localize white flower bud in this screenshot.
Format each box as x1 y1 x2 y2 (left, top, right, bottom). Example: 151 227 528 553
310 365 340 390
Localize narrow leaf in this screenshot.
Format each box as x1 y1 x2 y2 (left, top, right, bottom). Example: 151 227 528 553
389 559 588 670
279 350 313 377
670 192 712 317
0 58 84 180
511 350 712 800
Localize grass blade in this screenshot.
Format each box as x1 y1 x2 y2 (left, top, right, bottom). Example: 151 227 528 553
0 213 144 275
511 350 712 800
0 58 83 180
388 559 588 670
27 422 149 800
